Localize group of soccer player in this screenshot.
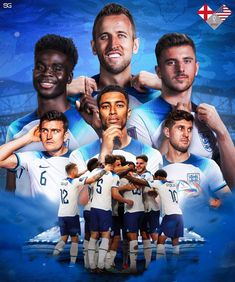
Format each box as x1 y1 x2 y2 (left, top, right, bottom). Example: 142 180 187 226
53 152 183 273
1 1 234 276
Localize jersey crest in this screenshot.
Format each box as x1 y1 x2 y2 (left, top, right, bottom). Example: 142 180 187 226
187 173 200 184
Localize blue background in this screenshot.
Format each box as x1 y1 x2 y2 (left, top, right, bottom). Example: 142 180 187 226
0 1 235 280
0 0 234 145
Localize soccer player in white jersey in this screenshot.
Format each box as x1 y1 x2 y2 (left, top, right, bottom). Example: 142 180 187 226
126 168 184 259
53 162 107 266
135 154 160 269
127 33 235 188
67 3 161 112
5 34 98 195
88 154 133 272
105 156 137 271
148 169 183 259
82 157 102 269
0 111 73 202
69 85 162 174
162 110 231 211
120 167 145 272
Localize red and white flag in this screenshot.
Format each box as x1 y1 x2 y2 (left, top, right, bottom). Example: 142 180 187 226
197 4 214 21
216 4 232 21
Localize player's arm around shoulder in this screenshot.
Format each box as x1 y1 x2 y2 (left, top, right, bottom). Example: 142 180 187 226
112 187 134 207
118 182 136 192
85 168 107 184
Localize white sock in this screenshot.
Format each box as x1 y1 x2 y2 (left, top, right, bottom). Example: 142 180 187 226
53 240 65 256
98 238 109 269
83 240 89 268
104 251 111 270
70 242 78 264
88 238 97 269
154 240 158 260
110 250 117 266
143 240 152 268
122 239 129 266
172 245 180 255
156 244 166 260
95 240 100 267
129 240 138 271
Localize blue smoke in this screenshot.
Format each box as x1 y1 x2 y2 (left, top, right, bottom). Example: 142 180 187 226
1 190 234 281
128 195 235 282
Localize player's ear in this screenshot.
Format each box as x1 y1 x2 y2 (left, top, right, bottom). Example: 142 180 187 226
91 40 97 55
163 127 170 138
63 131 69 142
195 61 199 76
156 65 162 78
127 107 131 119
67 71 73 84
133 38 139 54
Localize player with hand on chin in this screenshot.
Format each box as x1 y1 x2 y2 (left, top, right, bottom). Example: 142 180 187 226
69 85 162 175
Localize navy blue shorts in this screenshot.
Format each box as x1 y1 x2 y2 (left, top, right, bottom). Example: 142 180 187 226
158 214 184 238
58 215 81 237
90 208 112 232
142 210 160 234
83 210 90 234
111 215 121 237
124 211 145 233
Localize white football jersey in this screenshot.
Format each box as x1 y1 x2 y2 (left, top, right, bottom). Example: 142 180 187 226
58 176 87 216
6 107 98 196
141 171 160 212
148 180 182 216
162 154 227 207
127 96 219 159
69 138 162 175
14 151 70 202
122 174 145 213
90 168 119 211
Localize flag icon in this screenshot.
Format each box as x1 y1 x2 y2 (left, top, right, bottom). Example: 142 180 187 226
197 4 214 21
216 4 232 21
206 14 223 30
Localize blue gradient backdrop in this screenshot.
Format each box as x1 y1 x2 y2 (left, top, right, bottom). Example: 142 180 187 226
0 1 234 281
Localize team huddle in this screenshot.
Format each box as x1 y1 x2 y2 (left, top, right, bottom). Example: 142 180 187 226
53 153 183 272
0 1 234 275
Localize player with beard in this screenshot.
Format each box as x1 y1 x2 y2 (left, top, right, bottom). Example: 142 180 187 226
161 110 231 211
5 34 98 195
127 33 235 188
69 85 162 174
0 111 74 202
135 155 160 269
67 3 161 130
53 162 107 267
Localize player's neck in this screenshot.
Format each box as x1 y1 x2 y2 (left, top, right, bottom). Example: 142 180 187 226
98 67 132 89
37 94 70 117
138 169 147 176
165 149 190 163
119 128 132 148
46 146 68 157
161 86 192 110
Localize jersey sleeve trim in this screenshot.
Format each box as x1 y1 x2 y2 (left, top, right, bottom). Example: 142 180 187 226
8 153 20 172
212 182 227 192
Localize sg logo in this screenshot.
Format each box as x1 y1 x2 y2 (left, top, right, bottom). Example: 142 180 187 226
3 3 12 8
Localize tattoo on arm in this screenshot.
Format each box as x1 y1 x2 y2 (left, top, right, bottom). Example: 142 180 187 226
93 169 106 181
